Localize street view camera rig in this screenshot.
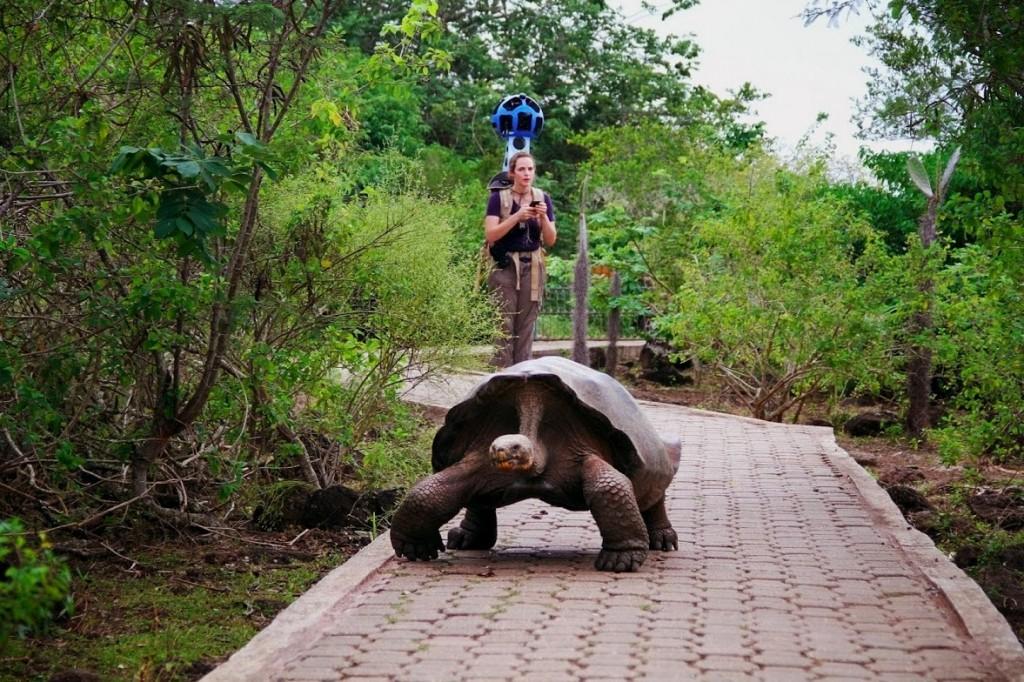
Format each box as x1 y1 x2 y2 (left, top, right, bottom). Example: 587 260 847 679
488 93 544 189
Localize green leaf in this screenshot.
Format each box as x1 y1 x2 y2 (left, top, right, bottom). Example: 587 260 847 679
154 218 177 239
173 160 201 178
906 155 933 197
939 146 961 193
109 146 148 175
235 131 261 148
257 161 279 181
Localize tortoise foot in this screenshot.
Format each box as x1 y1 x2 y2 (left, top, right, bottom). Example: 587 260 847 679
595 548 647 572
649 526 678 551
447 526 497 550
392 530 445 561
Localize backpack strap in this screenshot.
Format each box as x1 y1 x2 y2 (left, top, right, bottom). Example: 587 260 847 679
498 187 546 221
498 188 513 221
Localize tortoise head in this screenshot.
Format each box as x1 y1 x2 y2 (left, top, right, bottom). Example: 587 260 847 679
489 434 541 475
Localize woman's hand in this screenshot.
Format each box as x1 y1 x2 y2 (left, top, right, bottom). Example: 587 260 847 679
515 205 539 222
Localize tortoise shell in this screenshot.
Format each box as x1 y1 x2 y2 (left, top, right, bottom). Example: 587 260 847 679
431 356 679 483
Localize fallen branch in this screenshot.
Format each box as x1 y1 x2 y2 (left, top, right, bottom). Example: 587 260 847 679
288 528 311 546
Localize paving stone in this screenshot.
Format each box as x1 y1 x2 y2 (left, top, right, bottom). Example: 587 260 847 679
696 655 759 673
275 667 339 681
754 667 813 682
812 661 876 678
751 649 812 668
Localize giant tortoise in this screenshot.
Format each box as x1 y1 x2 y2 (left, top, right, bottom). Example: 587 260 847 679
390 356 681 572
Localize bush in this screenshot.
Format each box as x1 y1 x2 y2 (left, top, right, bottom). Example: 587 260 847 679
656 154 898 421
0 518 73 643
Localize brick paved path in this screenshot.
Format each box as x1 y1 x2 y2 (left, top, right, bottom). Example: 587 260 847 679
204 373 1024 682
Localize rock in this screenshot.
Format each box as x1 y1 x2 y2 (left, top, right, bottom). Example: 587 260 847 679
966 487 1024 530
908 510 939 537
953 544 984 568
301 485 401 530
842 411 899 437
638 340 692 386
879 466 925 487
251 483 313 531
849 451 879 467
975 565 1024 628
996 543 1024 570
884 484 932 513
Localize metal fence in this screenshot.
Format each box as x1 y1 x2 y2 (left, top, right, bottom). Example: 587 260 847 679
537 286 607 340
540 286 579 316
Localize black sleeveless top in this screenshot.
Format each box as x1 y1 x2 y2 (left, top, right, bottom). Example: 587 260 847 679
485 191 555 259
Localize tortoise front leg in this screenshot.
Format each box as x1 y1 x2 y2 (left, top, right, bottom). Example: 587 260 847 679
391 460 478 561
447 506 498 550
581 455 649 572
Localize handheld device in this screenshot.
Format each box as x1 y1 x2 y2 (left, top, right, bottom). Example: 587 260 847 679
530 200 542 207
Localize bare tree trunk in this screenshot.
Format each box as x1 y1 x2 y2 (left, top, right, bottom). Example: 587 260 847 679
906 311 933 436
572 210 590 366
906 199 939 437
606 270 621 377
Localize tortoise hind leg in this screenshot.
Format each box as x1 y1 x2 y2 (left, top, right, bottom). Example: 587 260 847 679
447 506 498 550
581 455 648 572
642 497 678 551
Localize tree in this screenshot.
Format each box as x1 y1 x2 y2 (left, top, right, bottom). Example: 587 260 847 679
0 0 457 525
904 148 959 436
804 0 1024 204
806 1 1024 458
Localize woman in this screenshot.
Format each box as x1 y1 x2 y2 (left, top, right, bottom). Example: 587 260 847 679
484 151 557 367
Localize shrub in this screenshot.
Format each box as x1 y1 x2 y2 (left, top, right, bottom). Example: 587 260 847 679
0 518 73 643
656 155 899 421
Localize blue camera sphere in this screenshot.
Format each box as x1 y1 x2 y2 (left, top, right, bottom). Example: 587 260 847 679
490 93 544 140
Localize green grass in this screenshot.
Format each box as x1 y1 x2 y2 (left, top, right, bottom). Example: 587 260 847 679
535 314 609 340
0 546 347 682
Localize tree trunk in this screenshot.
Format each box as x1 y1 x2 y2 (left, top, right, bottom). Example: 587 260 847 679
572 210 590 366
906 293 933 437
606 270 621 377
906 198 939 437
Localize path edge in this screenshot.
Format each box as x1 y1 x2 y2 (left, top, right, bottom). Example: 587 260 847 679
200 531 395 682
819 431 1024 682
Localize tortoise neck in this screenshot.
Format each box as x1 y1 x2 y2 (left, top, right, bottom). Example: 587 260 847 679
517 385 547 473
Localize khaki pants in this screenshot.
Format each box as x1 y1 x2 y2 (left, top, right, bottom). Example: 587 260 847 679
488 255 545 368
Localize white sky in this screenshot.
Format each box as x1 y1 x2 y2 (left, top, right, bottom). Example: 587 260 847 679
616 0 926 169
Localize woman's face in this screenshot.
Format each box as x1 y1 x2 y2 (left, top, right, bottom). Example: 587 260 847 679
512 157 535 188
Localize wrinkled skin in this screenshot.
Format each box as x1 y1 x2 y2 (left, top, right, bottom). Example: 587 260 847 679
391 379 678 572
